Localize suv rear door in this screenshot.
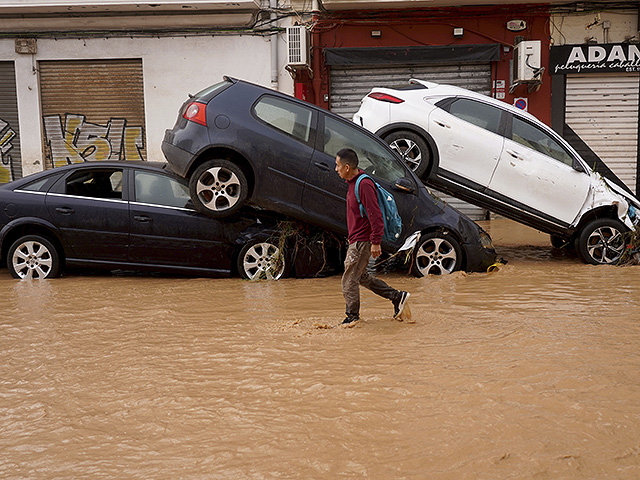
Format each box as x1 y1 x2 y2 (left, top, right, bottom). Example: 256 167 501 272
489 114 591 226
430 97 505 189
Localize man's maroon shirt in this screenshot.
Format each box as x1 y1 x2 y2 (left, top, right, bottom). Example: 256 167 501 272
346 170 384 245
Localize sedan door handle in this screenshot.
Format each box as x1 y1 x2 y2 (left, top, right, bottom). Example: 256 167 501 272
55 207 75 215
506 149 520 159
133 215 152 223
434 120 451 129
314 161 331 171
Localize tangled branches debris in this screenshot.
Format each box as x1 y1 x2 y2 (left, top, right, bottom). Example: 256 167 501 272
619 227 640 266
271 221 345 278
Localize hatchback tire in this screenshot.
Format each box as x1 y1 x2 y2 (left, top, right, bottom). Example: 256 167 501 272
190 159 248 218
384 130 431 179
237 238 287 280
575 218 628 265
8 235 61 279
411 231 462 277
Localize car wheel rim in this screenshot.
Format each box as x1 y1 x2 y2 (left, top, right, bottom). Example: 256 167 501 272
389 138 421 171
196 166 241 212
586 226 625 264
12 240 53 279
242 242 285 280
416 238 457 275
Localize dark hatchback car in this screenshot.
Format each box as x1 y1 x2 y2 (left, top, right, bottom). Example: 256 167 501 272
162 76 497 276
0 161 340 280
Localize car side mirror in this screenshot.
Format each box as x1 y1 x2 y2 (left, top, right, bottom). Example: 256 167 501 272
394 177 415 194
572 159 586 173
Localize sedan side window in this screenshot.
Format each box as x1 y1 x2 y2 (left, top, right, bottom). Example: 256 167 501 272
253 95 313 144
134 171 191 208
65 169 123 199
447 98 502 135
512 116 575 166
324 116 408 184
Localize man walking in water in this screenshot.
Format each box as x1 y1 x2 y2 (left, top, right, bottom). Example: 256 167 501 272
335 147 410 326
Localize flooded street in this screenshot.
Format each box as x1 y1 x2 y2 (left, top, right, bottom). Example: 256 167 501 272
1 219 640 479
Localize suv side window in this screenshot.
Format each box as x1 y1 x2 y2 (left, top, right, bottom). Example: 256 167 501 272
446 98 503 135
324 115 409 185
253 95 313 144
512 116 575 166
65 169 123 199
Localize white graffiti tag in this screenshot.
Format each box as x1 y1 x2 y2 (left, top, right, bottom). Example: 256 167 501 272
43 113 145 167
0 118 16 183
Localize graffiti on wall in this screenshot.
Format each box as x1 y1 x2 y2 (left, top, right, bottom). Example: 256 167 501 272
0 118 16 183
43 113 145 167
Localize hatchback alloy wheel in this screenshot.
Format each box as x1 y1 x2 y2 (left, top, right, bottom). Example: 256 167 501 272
412 231 462 276
190 159 248 218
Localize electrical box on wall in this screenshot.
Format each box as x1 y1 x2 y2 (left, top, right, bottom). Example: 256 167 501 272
513 40 542 82
286 26 310 68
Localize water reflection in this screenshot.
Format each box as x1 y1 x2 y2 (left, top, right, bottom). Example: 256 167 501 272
1 219 639 479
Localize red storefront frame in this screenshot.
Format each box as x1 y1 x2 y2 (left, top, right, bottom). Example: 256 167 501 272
293 4 552 126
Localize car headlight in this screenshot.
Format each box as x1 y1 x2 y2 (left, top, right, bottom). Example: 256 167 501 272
479 230 495 250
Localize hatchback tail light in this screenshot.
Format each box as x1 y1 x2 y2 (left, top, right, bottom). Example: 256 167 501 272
183 101 207 126
367 92 405 104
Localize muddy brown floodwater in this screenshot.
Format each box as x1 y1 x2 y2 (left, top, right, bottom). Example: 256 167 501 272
1 219 640 479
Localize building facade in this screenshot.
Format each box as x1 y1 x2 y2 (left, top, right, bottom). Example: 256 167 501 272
286 1 639 216
0 0 298 182
1 0 638 210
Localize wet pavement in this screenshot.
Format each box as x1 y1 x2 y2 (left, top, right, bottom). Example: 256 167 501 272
1 219 639 479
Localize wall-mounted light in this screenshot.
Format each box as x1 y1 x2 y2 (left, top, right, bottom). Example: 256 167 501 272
371 30 382 38
453 27 464 38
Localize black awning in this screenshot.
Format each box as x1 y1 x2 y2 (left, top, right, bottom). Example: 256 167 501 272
324 44 501 66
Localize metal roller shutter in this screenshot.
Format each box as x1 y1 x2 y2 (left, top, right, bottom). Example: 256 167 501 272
566 73 639 193
0 61 22 183
39 59 147 169
329 63 492 220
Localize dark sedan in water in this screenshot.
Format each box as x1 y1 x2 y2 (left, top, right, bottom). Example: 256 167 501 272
0 161 340 280
161 76 497 276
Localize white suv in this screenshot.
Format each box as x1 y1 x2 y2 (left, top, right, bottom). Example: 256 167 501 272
354 79 640 266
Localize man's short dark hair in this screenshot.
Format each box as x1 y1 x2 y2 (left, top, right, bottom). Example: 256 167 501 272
336 148 359 169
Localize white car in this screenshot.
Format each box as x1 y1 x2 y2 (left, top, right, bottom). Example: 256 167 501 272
354 79 640 266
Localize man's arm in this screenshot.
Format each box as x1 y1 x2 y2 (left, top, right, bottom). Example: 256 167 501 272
359 178 384 254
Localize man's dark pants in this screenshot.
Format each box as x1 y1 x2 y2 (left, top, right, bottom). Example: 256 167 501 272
341 241 399 319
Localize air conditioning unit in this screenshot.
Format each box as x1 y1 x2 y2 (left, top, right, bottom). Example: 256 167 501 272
513 40 542 82
286 26 310 67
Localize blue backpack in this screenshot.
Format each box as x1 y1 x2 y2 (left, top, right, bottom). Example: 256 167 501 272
354 174 403 243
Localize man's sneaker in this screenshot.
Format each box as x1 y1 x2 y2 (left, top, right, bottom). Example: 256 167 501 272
393 291 410 319
340 316 360 327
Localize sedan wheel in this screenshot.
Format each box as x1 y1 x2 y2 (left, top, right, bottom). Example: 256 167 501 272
575 218 627 265
237 240 287 280
190 159 248 218
384 130 431 179
412 232 462 277
8 235 61 279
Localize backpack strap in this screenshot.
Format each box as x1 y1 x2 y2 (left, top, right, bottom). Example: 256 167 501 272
354 174 371 218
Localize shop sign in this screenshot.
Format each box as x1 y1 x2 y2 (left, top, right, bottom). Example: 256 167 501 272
550 43 640 74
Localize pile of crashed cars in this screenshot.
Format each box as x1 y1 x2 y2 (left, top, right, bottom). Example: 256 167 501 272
1 76 636 280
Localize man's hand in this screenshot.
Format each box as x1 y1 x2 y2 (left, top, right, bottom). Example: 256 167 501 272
371 244 382 259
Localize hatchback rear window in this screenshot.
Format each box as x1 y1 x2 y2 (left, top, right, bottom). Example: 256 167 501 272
253 95 313 144
193 80 232 100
